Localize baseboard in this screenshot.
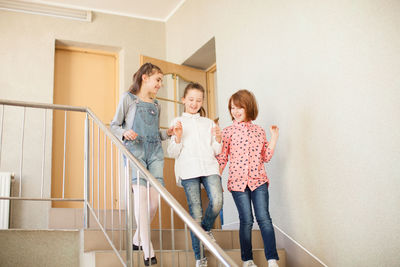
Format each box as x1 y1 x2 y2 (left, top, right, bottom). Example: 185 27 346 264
273 224 327 267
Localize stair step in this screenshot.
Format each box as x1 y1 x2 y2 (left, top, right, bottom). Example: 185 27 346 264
84 249 286 267
84 229 267 251
49 209 287 266
0 229 82 267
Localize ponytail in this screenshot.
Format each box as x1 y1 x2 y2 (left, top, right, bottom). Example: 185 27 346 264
128 63 162 94
199 106 206 117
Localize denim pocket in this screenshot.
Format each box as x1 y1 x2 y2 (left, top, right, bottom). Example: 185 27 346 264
124 137 145 159
146 136 161 143
146 139 163 161
124 136 142 145
138 108 157 125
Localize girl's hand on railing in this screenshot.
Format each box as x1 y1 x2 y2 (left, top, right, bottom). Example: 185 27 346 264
123 129 138 141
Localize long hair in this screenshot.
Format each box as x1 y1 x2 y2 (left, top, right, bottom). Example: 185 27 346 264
128 62 163 95
183 82 206 117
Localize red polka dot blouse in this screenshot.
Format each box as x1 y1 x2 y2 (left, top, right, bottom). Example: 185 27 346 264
217 120 274 192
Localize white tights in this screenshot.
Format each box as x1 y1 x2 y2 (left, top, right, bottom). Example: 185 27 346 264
132 185 159 259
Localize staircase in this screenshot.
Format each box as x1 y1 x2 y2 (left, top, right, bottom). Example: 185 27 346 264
83 228 286 267
46 208 286 267
0 99 286 267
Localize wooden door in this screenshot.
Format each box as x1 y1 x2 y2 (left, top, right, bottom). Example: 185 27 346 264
52 46 118 208
140 55 219 229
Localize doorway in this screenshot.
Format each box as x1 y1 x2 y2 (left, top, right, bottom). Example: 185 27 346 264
142 38 218 229
52 45 119 208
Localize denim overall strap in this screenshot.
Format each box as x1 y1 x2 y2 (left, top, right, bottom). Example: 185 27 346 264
126 94 161 137
132 100 160 140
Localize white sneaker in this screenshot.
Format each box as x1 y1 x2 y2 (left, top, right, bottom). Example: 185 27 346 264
243 260 257 267
268 259 279 267
206 231 216 242
196 257 208 267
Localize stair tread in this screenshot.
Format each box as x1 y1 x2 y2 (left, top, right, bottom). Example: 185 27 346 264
86 248 285 253
86 249 287 267
84 228 269 252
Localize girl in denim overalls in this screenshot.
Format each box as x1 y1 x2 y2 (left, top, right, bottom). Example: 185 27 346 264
111 63 172 266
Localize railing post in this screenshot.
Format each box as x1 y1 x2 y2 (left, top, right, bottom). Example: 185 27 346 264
0 100 240 267
126 163 133 267
84 113 90 228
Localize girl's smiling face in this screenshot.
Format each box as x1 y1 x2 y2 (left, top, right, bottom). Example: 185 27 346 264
230 101 246 122
142 72 163 98
182 89 204 114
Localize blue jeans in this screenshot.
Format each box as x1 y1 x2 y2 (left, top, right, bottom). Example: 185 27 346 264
181 175 223 260
231 183 279 261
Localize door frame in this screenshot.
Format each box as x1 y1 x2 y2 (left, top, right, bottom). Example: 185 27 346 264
139 55 221 228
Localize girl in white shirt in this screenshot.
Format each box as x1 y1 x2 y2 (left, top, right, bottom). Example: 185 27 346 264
168 82 223 267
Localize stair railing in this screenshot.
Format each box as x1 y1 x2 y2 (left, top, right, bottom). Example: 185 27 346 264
0 99 238 267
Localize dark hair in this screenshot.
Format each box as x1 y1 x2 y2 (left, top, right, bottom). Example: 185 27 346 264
183 82 206 117
228 89 258 121
128 63 163 94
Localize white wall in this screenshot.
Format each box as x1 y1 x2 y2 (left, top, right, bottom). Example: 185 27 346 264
0 10 165 228
166 0 400 266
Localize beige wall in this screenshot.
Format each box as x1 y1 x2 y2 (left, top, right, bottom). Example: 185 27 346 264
0 10 165 228
166 0 400 266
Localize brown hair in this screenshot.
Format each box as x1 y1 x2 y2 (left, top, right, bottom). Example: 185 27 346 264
228 89 258 121
183 82 206 117
128 62 163 94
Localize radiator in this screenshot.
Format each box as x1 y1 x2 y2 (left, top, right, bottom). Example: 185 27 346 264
0 172 12 229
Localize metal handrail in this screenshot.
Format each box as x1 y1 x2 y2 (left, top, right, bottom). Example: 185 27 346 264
87 108 238 267
0 98 86 112
0 98 238 267
0 99 87 203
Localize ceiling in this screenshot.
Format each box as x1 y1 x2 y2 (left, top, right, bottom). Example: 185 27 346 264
13 0 216 69
183 38 216 70
25 0 186 21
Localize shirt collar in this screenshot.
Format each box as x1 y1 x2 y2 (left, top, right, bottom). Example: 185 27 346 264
182 112 201 118
233 120 253 128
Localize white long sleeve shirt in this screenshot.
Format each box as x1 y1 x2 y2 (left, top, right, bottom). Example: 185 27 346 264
167 112 222 186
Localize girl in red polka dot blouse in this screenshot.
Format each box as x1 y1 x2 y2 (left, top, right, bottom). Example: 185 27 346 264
217 89 280 267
